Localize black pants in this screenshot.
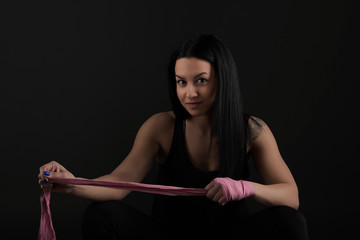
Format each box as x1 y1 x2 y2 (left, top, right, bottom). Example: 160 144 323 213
82 201 309 240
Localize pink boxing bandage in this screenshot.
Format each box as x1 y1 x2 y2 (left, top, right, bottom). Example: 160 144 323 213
38 177 207 240
213 177 255 204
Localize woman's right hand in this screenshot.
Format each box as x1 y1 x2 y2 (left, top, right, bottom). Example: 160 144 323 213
38 161 75 194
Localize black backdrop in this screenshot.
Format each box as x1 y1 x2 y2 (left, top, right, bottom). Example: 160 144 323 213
1 0 358 239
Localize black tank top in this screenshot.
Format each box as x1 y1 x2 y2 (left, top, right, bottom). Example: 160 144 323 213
151 113 251 237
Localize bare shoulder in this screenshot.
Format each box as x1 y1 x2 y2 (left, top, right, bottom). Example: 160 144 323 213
143 111 175 162
247 115 282 154
139 111 175 142
144 111 175 131
150 111 175 122
247 115 267 142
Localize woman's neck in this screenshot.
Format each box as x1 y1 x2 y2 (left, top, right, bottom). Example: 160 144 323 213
186 114 212 135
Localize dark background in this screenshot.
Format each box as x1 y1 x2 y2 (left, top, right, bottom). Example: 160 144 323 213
1 0 358 239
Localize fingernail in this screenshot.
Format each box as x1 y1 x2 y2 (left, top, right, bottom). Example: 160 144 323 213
44 171 50 176
43 179 48 184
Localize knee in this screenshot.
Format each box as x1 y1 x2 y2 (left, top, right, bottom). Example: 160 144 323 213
272 206 309 240
82 201 112 225
82 201 123 239
82 200 130 225
275 206 307 227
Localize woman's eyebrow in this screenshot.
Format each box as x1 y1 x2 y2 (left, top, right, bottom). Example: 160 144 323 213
175 72 209 79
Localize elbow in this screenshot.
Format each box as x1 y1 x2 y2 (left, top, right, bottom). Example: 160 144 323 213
285 182 299 210
294 192 300 210
278 186 300 210
291 198 300 210
268 198 299 210
289 189 300 210
272 195 299 210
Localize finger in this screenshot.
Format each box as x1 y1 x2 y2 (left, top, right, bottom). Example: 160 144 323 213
40 179 54 192
39 160 60 175
38 161 59 191
38 169 45 181
204 180 217 190
38 173 43 183
39 176 51 186
39 162 54 180
43 183 54 192
39 162 63 181
49 160 68 173
45 169 69 179
38 169 52 186
206 185 218 199
206 183 222 200
38 171 51 185
218 196 227 206
211 189 224 203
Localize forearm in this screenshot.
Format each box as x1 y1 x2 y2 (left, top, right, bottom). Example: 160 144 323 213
250 182 299 210
70 174 131 202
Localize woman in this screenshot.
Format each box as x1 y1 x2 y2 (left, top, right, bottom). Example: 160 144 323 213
38 34 308 239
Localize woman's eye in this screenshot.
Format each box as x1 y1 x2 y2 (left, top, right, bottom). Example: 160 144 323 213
197 78 208 83
177 80 186 85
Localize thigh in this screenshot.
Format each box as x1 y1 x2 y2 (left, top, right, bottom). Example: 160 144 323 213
224 206 309 240
82 201 168 240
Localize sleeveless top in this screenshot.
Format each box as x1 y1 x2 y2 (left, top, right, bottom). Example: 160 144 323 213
151 113 251 237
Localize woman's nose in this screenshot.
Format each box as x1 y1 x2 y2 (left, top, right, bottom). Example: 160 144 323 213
186 85 199 99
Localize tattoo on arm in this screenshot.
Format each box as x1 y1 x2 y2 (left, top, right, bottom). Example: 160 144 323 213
247 116 266 148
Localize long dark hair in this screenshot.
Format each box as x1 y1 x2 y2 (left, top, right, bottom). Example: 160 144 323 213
167 33 248 179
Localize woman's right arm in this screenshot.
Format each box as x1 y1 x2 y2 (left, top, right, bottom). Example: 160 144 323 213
38 112 173 202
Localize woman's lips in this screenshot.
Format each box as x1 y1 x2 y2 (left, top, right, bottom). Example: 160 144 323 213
186 102 201 109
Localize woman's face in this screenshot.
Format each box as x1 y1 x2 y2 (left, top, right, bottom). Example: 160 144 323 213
175 57 217 117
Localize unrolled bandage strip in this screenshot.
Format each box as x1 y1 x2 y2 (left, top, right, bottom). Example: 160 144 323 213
38 177 207 240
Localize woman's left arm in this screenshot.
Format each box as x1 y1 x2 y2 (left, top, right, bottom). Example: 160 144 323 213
249 118 299 210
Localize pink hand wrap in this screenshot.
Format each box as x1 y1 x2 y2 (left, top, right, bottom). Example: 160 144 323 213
39 191 55 240
213 177 255 204
39 177 207 240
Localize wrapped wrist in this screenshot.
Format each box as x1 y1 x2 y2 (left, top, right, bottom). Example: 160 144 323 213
213 177 255 204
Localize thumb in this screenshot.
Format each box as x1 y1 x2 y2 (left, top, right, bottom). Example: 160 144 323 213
47 171 75 194
47 170 73 180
